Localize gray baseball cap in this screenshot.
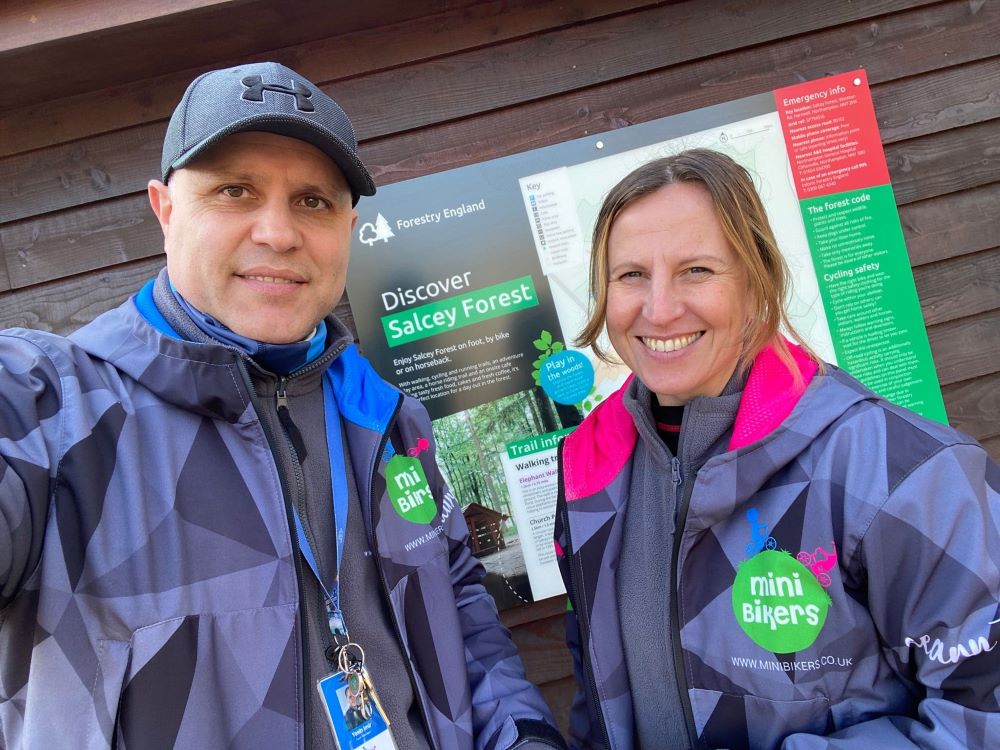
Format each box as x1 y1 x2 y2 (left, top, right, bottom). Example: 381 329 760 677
161 61 376 205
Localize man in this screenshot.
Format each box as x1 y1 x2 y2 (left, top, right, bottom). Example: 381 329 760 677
0 62 565 750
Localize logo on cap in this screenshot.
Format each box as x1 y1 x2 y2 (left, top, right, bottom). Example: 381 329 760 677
240 74 314 112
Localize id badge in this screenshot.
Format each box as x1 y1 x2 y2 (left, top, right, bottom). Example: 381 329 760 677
317 669 398 750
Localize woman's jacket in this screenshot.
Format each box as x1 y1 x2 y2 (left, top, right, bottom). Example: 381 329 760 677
555 343 1000 749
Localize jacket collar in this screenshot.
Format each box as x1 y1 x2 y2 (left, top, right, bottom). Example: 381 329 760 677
69 277 400 432
563 340 841 500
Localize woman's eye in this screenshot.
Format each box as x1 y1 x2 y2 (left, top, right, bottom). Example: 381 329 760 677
687 266 711 276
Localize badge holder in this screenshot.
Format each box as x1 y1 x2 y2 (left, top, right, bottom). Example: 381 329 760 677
317 642 398 750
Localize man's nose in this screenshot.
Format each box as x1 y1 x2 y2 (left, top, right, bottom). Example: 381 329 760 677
250 201 301 252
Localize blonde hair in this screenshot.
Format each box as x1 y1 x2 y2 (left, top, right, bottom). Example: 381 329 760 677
575 148 820 381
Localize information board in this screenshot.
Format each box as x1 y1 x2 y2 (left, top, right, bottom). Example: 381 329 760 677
346 69 944 608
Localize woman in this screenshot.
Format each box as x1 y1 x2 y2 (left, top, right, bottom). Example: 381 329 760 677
554 149 999 749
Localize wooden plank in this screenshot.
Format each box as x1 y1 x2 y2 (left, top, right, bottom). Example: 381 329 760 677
941 372 1000 444
361 0 1000 186
927 309 1000 386
914 247 1000 326
509 613 574 686
900 182 1000 267
501 595 566 629
0 254 10 293
298 0 945 143
982 435 1000 463
0 129 166 225
0 0 652 158
3 0 992 226
0 0 239 53
875 57 1000 144
886 119 1000 205
0 257 163 334
0 0 486 111
538 675 574 736
0 0 648 223
0 195 163 289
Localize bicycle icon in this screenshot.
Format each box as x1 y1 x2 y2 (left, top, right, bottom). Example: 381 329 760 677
744 508 777 558
796 543 838 588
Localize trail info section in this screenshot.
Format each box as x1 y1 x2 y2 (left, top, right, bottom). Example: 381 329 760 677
346 69 945 609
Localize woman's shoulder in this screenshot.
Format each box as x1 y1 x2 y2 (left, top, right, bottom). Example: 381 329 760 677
805 366 985 485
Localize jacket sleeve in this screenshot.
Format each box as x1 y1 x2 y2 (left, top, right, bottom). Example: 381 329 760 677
553 466 605 750
434 461 566 750
783 441 1000 749
0 335 64 609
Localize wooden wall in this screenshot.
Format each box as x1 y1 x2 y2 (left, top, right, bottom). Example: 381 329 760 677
2 0 997 732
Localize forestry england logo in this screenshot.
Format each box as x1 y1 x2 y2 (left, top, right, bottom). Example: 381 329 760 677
732 550 831 652
359 213 396 246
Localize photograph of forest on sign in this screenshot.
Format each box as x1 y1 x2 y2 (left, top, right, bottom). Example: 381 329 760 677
431 381 581 608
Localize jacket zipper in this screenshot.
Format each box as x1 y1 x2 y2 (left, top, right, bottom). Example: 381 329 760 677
670 456 700 748
235 343 345 745
560 500 614 750
364 394 437 747
237 359 314 739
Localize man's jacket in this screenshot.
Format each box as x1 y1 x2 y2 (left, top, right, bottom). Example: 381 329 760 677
0 295 561 749
555 344 1000 749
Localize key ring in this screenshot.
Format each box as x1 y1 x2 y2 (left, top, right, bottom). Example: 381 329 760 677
337 641 366 674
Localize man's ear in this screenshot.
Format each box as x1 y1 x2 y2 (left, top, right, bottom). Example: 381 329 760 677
351 209 358 231
147 179 172 239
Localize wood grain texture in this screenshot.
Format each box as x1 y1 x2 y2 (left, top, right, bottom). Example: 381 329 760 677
508 613 574 686
981 435 1000 463
885 119 1000 205
0 194 162 288
0 0 484 110
927 309 1000 386
914 247 1000 326
3 0 991 225
501 595 566 629
0 0 243 53
900 182 1000 266
0 0 649 221
0 0 651 158
0 257 163 333
538 675 574 737
363 0 1000 185
320 0 945 142
942 371 1000 443
876 56 1000 144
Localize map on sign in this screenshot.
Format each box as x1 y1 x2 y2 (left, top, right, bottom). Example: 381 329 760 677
518 112 836 399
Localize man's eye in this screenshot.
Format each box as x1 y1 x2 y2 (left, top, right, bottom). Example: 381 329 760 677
221 186 246 198
301 196 330 209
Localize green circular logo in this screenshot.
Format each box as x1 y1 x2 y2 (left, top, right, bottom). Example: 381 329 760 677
386 456 436 524
731 550 830 652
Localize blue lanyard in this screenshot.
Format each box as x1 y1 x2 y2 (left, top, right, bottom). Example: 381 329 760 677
290 371 351 637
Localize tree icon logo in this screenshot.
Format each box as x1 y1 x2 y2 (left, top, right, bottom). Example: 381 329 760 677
359 213 396 246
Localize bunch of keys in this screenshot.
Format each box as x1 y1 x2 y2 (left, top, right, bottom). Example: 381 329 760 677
337 642 388 723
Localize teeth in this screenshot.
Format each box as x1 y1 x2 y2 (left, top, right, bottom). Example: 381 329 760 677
641 332 702 352
245 275 296 284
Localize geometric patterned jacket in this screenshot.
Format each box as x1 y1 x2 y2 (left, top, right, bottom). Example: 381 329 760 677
555 343 1000 749
0 292 562 749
